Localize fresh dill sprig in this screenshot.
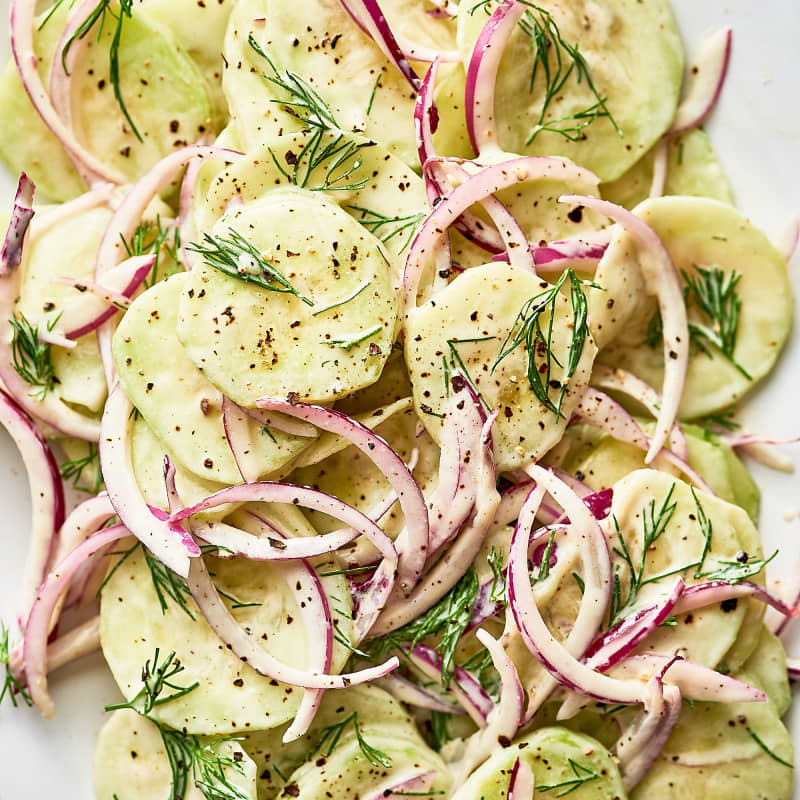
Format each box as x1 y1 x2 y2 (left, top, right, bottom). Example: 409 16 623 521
698 410 740 443
323 324 383 352
105 648 199 715
310 712 392 768
682 265 751 380
367 568 479 688
427 710 451 752
460 646 500 700
120 216 180 288
216 589 262 610
0 622 32 708
187 229 313 306
492 269 595 418
268 133 375 193
487 546 506 603
698 550 777 585
537 758 600 796
346 207 426 255
533 529 557 583
160 727 249 800
572 572 585 593
248 35 339 130
10 313 58 400
745 727 794 768
643 309 663 349
608 485 678 625
691 488 713 579
311 280 371 317
60 443 104 494
98 541 195 620
44 0 143 142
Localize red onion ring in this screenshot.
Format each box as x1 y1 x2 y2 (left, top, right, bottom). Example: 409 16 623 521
9 0 124 187
405 642 493 726
23 523 129 716
1 172 35 272
221 396 263 483
668 27 732 135
256 398 428 594
451 628 524 786
507 756 534 800
778 216 800 264
649 138 669 199
0 387 66 621
404 159 599 308
28 183 116 245
239 404 319 438
491 238 609 271
178 155 205 270
673 580 798 620
377 673 464 715
362 771 437 800
560 195 689 465
464 0 525 156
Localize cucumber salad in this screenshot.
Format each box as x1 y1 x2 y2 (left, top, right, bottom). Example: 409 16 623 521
1 0 799 798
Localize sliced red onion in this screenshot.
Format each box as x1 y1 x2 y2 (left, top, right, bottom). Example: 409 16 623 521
377 673 464 715
0 387 66 619
351 555 398 643
0 177 101 440
100 384 200 577
370 411 499 636
9 0 124 187
1 172 35 272
37 327 76 350
507 756 534 800
178 156 205 270
50 255 155 341
672 580 797 619
239 405 319 438
591 365 688 460
336 0 421 91
221 396 263 483
615 659 682 790
777 216 800 264
94 144 244 387
491 238 609 271
787 658 800 679
362 771 437 800
509 471 646 708
668 27 732 135
607 654 766 704
560 195 688 465
576 387 714 494
464 0 525 156
467 575 505 631
180 484 397 563
719 431 799 474
649 138 669 199
186 555 398 690
405 642 493 727
256 398 428 593
404 159 599 308
451 628 524 786
23 523 129 716
494 480 536 527
583 578 685 673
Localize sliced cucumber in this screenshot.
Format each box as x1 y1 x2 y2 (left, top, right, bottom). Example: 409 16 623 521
405 262 598 472
455 0 684 182
114 272 311 485
16 204 112 414
593 197 793 418
100 544 354 735
177 189 397 406
199 129 427 293
608 470 759 668
224 0 452 163
0 2 212 199
451 726 626 800
601 129 734 210
93 709 258 800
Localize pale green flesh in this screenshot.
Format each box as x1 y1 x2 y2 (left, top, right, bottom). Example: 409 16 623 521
0 2 212 201
100 543 353 735
113 272 311 484
177 189 397 406
93 709 258 800
199 129 428 294
452 0 684 182
405 262 598 471
592 196 793 418
601 129 735 210
451 726 627 800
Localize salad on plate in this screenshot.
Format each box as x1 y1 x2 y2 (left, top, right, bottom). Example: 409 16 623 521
0 0 798 798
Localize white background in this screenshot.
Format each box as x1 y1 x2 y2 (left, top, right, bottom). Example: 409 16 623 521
0 0 799 796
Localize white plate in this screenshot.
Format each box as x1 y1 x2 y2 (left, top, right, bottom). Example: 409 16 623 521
0 0 799 796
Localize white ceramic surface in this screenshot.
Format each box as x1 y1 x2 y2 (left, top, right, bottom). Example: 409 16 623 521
0 1 798 797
